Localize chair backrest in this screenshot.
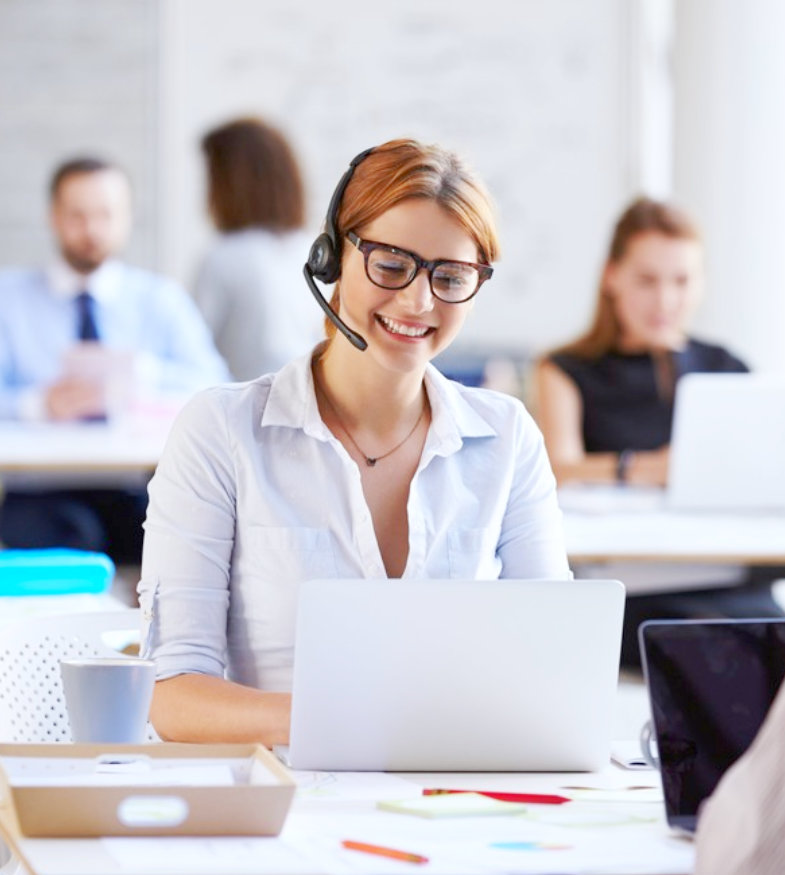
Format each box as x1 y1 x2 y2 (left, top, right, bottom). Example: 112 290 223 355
0 610 143 742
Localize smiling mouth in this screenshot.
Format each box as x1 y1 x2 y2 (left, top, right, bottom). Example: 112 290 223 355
376 314 435 338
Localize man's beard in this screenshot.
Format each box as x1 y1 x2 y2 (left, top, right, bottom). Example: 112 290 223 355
61 245 107 274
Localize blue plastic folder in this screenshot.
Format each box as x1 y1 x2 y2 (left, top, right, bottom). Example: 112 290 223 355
0 549 115 596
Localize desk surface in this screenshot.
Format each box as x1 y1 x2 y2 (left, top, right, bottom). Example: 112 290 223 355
561 485 785 565
0 412 179 489
0 764 694 875
0 418 174 474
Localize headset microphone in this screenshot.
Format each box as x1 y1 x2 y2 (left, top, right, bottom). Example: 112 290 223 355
303 263 367 351
304 147 375 352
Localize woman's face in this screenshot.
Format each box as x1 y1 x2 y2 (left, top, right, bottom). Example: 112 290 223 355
605 231 704 352
336 198 481 375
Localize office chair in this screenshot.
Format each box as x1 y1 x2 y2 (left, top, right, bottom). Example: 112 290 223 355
0 609 143 743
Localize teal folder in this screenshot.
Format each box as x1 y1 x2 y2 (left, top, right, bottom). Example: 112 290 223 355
0 549 115 595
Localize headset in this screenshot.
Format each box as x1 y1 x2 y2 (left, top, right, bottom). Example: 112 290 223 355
303 147 375 351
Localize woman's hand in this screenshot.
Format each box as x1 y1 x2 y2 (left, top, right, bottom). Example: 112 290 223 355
625 446 670 487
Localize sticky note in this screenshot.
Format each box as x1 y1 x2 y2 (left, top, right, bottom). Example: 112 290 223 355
377 792 527 818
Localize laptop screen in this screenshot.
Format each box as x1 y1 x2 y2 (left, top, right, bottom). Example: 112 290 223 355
640 619 785 832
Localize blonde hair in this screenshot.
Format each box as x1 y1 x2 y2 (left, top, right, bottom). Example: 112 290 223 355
325 138 500 338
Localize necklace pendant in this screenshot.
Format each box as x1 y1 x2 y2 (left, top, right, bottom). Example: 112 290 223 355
365 457 377 467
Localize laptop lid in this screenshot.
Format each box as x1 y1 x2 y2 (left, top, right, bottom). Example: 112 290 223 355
284 578 624 772
668 373 785 511
639 619 785 834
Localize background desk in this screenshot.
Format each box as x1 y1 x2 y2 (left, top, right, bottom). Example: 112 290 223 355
561 485 785 596
0 416 175 489
564 508 785 565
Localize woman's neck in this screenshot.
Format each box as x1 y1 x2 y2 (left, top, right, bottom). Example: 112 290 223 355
315 340 427 434
615 333 689 356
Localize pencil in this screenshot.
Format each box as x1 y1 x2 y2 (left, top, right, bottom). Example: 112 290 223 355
423 788 570 805
342 839 429 864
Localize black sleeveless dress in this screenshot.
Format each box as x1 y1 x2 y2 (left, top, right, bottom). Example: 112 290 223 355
549 338 748 452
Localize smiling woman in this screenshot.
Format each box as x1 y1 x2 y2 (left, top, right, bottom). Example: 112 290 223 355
137 138 570 746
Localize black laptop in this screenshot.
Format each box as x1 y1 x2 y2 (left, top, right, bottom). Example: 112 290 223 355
639 618 785 834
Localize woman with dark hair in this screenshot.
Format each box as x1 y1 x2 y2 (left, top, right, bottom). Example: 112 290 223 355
534 196 782 666
139 138 570 745
193 117 321 380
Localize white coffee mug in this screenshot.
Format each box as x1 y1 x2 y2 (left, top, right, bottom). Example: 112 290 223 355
60 657 156 743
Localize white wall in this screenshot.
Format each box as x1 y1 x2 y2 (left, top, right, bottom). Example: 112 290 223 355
0 0 159 269
673 0 785 373
158 0 637 358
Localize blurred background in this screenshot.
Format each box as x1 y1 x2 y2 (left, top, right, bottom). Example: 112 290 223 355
2 0 784 377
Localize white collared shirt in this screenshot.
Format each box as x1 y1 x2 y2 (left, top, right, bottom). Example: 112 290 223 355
138 351 571 692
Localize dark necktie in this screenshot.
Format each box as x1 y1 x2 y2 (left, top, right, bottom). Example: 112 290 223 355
75 291 100 341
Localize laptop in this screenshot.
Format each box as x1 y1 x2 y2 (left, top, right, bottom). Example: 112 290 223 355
668 372 785 511
639 618 785 834
275 578 624 772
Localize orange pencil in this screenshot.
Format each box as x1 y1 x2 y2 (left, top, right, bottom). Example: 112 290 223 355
342 839 429 864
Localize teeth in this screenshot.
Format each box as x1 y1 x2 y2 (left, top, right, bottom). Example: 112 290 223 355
378 315 430 337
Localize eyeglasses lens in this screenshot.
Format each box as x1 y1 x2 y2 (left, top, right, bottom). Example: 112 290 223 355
366 248 417 289
365 247 479 302
431 264 479 302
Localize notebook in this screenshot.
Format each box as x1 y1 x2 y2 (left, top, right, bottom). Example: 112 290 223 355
639 618 785 834
275 578 625 772
668 372 785 511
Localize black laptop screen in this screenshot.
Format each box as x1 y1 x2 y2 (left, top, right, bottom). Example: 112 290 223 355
640 619 785 831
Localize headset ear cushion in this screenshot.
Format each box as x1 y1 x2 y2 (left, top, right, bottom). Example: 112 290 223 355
307 232 340 283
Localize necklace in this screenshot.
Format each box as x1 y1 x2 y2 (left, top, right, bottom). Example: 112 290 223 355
314 368 427 467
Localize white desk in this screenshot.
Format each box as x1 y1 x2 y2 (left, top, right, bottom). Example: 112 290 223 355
561 485 785 565
0 415 176 488
0 765 693 874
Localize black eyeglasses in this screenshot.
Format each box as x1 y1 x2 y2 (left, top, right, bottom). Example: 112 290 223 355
347 231 493 303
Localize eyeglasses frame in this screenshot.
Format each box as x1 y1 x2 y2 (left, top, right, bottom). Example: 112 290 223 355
346 231 493 303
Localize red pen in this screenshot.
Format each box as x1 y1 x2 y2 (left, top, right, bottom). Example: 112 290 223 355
423 788 570 805
342 839 429 864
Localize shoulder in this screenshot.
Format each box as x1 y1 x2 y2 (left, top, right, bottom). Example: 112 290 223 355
428 367 537 443
456 380 528 421
0 268 46 297
545 351 611 394
547 350 599 380
204 229 307 260
685 337 749 372
161 378 273 466
114 263 200 319
114 262 187 297
174 377 273 432
198 230 306 278
202 230 266 262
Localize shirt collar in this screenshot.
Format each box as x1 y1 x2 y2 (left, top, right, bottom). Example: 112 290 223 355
261 347 498 456
47 257 124 303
